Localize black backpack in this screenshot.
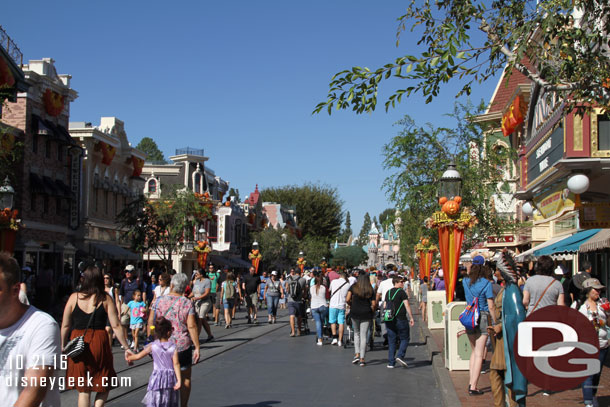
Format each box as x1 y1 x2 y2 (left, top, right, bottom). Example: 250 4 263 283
382 288 404 322
287 276 302 300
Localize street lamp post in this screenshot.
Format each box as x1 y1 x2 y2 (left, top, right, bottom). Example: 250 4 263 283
438 160 462 200
0 176 15 209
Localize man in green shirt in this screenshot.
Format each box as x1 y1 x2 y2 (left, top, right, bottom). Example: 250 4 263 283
208 264 221 325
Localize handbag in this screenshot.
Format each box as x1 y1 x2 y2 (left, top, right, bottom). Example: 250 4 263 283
459 280 489 330
64 300 98 359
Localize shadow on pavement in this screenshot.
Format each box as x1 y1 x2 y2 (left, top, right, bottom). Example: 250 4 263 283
222 401 281 407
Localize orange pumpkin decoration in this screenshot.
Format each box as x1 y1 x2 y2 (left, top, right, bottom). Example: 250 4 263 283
422 238 429 246
442 200 460 215
439 196 448 205
453 196 462 204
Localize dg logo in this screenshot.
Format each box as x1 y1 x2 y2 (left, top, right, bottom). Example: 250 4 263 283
514 305 600 391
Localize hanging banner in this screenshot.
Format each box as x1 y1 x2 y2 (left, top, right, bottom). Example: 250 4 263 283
99 141 117 165
43 89 64 117
502 95 526 137
132 156 145 177
437 226 465 303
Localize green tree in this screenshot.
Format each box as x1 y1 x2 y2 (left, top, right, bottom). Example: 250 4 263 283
330 246 368 268
383 101 514 255
117 189 212 270
378 208 395 229
358 212 372 247
137 137 166 163
299 235 330 267
228 187 241 202
259 183 343 243
250 228 299 272
339 211 353 243
314 1 610 115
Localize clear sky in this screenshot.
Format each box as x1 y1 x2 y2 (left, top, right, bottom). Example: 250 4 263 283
3 1 499 237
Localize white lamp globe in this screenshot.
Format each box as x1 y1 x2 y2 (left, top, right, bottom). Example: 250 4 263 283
567 174 590 195
522 201 534 217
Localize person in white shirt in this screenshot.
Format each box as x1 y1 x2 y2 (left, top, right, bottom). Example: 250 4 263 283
328 272 351 346
0 253 61 407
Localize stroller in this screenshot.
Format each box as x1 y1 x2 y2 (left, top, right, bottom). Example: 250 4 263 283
343 312 353 348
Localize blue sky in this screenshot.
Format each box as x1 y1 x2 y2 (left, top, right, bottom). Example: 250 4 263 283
4 1 498 236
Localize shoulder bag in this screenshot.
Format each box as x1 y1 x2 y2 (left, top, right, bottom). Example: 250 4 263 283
64 299 98 359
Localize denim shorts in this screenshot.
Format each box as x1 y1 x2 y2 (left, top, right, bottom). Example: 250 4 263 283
223 299 235 309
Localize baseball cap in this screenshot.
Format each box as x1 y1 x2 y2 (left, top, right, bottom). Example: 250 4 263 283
583 278 605 290
271 270 278 276
554 266 564 276
22 266 32 272
125 265 135 272
438 269 444 278
472 256 485 265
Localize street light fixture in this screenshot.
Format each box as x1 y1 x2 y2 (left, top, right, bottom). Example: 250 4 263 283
0 177 15 209
438 160 462 199
198 228 207 241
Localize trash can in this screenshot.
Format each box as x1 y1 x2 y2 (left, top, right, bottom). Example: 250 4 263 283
427 289 446 329
445 301 471 370
411 279 420 302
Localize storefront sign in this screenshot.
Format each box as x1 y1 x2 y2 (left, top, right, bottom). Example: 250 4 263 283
69 149 81 230
527 125 564 184
553 213 578 235
487 236 515 244
580 203 610 229
532 182 575 219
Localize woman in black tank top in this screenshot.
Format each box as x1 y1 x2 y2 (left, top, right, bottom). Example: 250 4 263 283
61 266 131 405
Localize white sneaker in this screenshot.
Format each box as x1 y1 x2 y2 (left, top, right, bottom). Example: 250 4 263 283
316 341 323 346
337 341 342 347
331 338 338 345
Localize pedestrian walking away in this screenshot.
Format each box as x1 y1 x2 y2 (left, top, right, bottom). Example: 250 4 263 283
346 274 376 366
384 276 414 369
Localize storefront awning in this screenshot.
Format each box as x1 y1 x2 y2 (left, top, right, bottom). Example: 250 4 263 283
515 234 574 262
580 229 610 253
90 242 140 261
534 229 602 257
209 255 251 269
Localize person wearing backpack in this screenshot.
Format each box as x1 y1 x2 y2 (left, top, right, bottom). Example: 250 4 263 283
286 268 307 336
384 276 414 368
220 272 237 328
462 256 497 395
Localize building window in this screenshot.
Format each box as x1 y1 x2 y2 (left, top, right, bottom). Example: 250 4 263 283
57 145 63 162
95 189 99 213
45 140 51 158
114 193 118 215
32 134 38 153
194 174 201 194
148 179 157 193
56 197 61 215
104 191 109 214
43 196 49 214
599 114 610 151
30 192 36 211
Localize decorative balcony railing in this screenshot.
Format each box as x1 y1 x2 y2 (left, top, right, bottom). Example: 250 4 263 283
175 147 204 156
0 25 23 67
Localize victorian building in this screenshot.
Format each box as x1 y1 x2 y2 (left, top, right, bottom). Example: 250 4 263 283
141 148 249 273
69 117 145 264
1 57 81 284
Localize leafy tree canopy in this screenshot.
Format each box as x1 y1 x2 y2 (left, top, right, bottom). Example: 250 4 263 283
331 245 368 268
358 212 372 247
314 0 610 115
228 187 241 202
383 101 515 255
259 183 343 243
378 208 396 229
339 211 353 243
117 189 212 270
250 228 300 272
299 235 331 267
137 137 166 163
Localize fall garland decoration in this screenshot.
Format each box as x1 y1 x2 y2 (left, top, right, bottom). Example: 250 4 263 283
249 249 262 273
297 256 306 273
194 240 212 269
132 156 144 177
0 55 15 87
0 208 21 231
99 141 117 165
43 89 64 117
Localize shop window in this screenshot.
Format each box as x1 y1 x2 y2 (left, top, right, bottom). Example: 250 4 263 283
45 140 51 158
599 114 610 151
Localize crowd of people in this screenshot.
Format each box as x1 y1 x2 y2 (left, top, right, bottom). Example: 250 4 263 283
417 252 608 407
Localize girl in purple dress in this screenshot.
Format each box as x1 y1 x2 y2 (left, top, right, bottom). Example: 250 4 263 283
127 317 181 407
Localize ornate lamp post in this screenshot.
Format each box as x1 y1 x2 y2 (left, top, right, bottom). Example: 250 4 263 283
0 177 15 210
426 161 476 303
0 177 19 255
194 228 211 269
297 250 306 274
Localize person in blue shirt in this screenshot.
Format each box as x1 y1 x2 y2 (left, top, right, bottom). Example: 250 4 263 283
462 255 497 396
127 289 147 351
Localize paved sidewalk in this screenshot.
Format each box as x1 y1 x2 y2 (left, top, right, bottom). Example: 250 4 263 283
417 304 610 407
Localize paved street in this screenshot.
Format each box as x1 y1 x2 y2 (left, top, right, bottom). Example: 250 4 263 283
66 307 442 407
